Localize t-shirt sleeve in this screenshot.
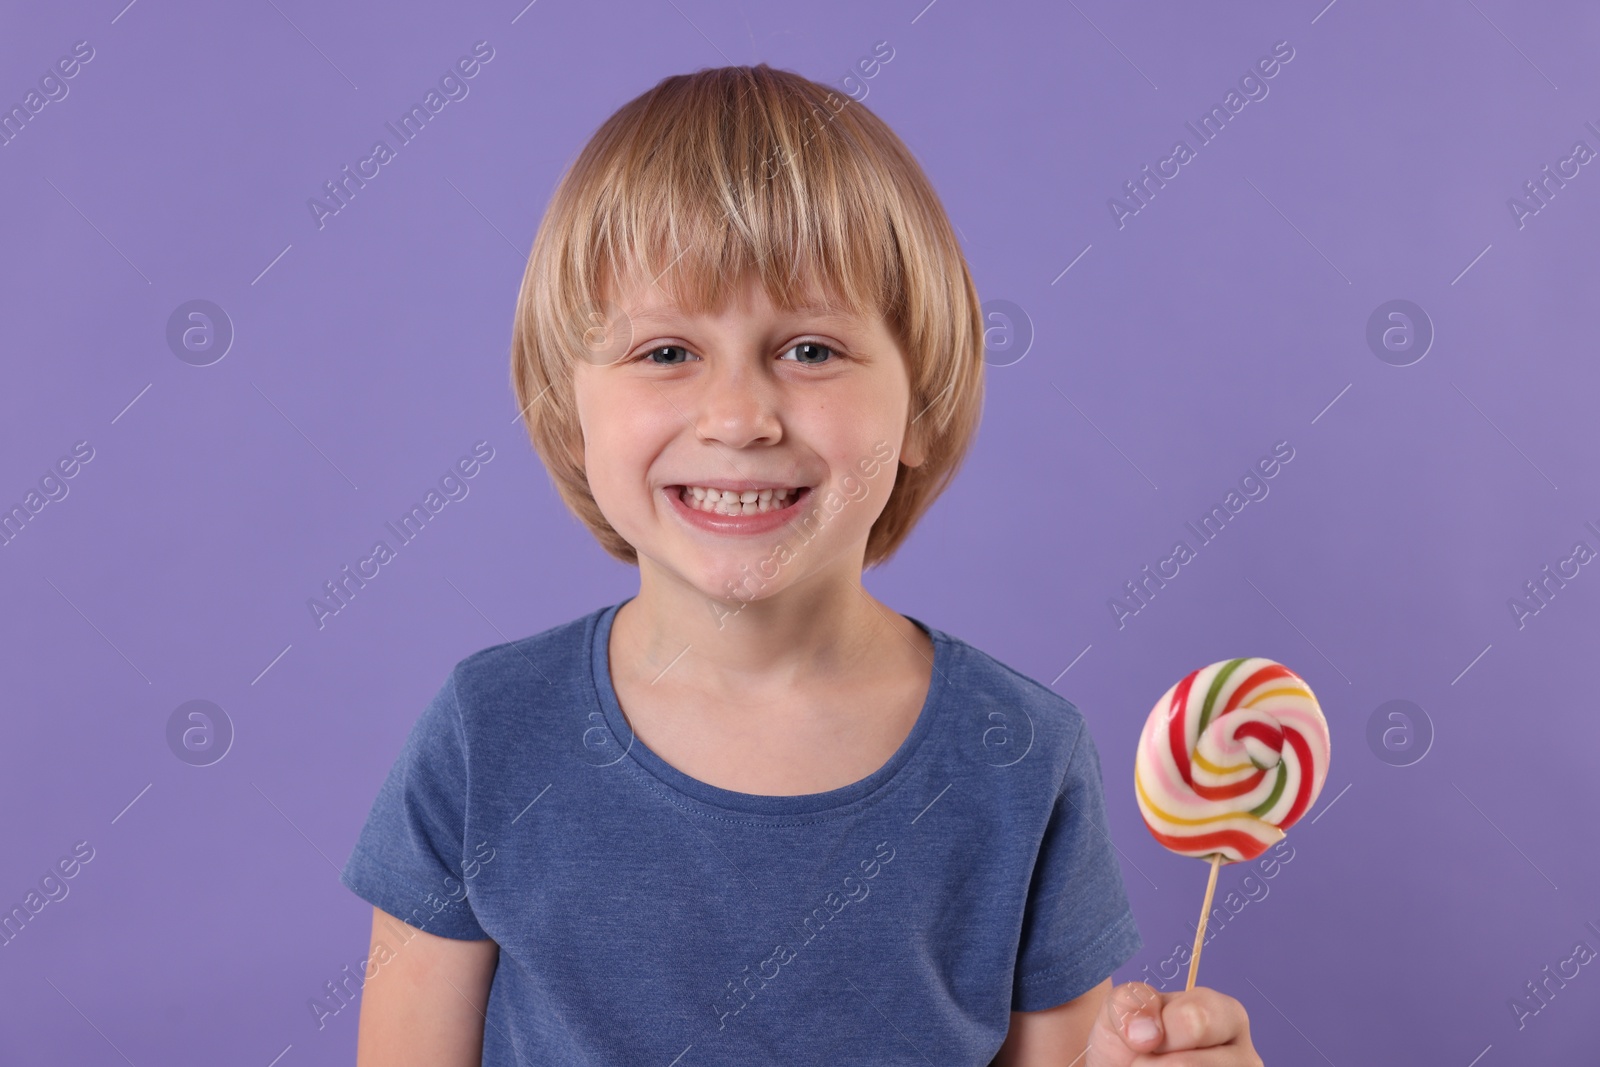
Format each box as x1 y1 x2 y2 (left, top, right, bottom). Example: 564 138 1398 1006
339 669 491 941
1011 717 1143 1012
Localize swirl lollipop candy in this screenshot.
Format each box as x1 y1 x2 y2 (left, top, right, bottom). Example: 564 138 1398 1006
1136 657 1330 861
1134 657 1331 988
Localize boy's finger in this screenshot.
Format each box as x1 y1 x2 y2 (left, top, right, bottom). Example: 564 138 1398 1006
1103 981 1166 1051
1127 1052 1252 1067
1153 987 1251 1051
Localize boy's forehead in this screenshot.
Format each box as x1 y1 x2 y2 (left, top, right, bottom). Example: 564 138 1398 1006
607 269 870 327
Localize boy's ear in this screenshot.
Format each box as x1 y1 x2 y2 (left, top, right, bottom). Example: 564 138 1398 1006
899 418 927 469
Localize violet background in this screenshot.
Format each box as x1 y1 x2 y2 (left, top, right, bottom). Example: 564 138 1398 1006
3 0 1598 1063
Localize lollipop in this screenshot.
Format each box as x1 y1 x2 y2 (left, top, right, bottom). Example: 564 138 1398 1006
1134 657 1330 988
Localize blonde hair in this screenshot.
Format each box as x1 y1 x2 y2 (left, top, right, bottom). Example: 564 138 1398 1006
509 62 984 568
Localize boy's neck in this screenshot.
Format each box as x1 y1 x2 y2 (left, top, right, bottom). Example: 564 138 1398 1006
613 562 914 691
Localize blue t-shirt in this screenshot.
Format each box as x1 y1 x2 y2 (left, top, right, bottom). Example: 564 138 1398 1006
340 599 1142 1065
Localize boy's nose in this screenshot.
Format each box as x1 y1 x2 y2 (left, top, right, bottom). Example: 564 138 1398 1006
693 366 782 448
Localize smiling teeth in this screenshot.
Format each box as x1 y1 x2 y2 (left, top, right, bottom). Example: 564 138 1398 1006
681 486 800 515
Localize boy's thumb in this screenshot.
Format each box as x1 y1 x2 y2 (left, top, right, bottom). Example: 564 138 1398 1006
1104 981 1164 1050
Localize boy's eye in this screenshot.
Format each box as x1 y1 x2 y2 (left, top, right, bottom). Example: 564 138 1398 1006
633 342 840 365
639 345 694 365
779 342 837 365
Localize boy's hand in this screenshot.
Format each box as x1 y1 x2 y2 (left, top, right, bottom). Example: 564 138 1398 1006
1087 981 1262 1066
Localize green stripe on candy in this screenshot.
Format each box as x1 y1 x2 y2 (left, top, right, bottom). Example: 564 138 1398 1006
1249 762 1287 817
1197 658 1247 735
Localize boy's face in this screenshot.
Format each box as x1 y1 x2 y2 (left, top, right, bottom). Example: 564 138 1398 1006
572 268 925 606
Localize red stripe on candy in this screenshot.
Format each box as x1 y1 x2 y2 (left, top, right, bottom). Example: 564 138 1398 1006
1169 670 1199 787
1218 663 1295 719
1191 769 1265 801
1277 728 1317 829
1140 819 1271 862
1233 719 1284 752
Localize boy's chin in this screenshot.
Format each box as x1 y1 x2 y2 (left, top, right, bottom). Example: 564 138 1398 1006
644 530 864 605
686 558 791 605
639 543 798 605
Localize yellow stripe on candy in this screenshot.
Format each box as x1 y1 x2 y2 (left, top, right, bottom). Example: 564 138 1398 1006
1243 685 1312 705
1136 772 1274 828
1192 752 1253 775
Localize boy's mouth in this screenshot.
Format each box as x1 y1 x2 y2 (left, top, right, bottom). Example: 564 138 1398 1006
673 484 811 517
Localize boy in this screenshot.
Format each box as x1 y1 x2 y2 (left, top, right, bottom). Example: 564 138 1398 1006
339 63 1261 1065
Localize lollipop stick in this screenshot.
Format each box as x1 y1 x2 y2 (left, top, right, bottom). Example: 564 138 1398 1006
1184 853 1223 992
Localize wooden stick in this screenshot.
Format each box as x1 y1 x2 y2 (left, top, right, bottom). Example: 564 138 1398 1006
1185 853 1223 992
